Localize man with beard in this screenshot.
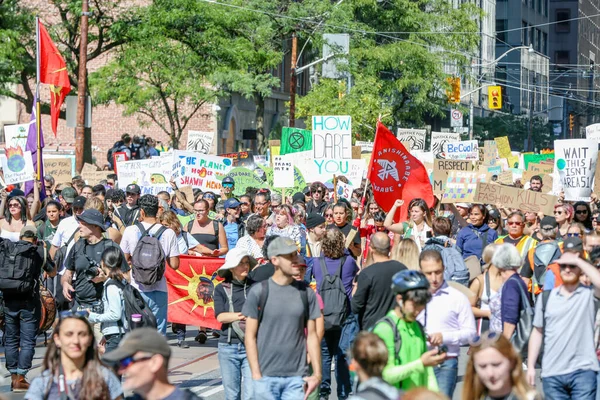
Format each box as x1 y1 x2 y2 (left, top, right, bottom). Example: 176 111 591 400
529 175 543 192
527 238 600 399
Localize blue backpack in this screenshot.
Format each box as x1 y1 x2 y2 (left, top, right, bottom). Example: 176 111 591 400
423 240 470 286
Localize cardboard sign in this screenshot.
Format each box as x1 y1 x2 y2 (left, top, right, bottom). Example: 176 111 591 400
444 140 479 160
352 146 362 159
172 151 232 193
497 171 513 185
523 163 554 183
483 141 498 166
43 157 73 184
554 139 598 201
178 185 194 203
396 128 426 150
441 170 489 203
273 156 294 188
336 181 355 200
82 170 110 185
1 149 34 184
474 182 558 216
480 165 502 175
312 116 352 159
82 163 98 173
186 130 214 154
431 131 460 159
432 160 475 195
495 136 512 159
523 153 554 170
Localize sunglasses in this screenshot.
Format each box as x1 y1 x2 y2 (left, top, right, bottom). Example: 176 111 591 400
554 211 564 215
8 203 20 208
469 331 500 347
559 264 579 270
222 183 234 188
59 310 89 320
507 221 523 226
325 213 334 218
118 355 154 369
576 210 588 214
567 232 580 237
312 190 323 194
240 202 249 206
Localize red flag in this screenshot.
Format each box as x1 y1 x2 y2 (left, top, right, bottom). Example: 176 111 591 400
368 121 434 222
166 256 224 330
38 20 71 136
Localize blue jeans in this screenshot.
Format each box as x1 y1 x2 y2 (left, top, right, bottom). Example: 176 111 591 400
253 376 304 400
4 297 40 375
140 290 167 335
320 329 351 399
218 342 253 400
434 357 458 398
543 369 597 400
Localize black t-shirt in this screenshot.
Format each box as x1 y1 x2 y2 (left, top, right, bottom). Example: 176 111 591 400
117 205 140 227
248 263 275 283
329 222 361 253
66 238 130 305
214 279 253 344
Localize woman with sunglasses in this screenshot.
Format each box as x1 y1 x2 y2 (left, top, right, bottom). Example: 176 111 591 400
0 193 36 243
462 332 539 400
487 208 507 237
384 198 432 251
25 312 123 400
554 203 574 239
323 204 335 226
573 201 593 232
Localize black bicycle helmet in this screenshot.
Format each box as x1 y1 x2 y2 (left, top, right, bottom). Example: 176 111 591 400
391 270 430 294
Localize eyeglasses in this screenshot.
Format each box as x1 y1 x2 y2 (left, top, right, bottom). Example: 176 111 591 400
59 310 89 320
8 203 20 208
255 202 268 206
469 331 500 347
194 209 207 214
203 194 215 199
576 210 588 215
118 355 154 370
567 232 580 237
507 221 523 226
559 264 579 270
240 202 249 206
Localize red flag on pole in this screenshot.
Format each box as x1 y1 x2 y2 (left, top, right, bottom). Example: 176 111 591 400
38 20 71 136
368 121 434 222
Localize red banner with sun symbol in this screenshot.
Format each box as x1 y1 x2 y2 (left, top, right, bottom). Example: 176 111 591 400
166 256 224 330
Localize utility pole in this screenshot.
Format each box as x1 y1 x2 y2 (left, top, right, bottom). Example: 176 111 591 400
527 75 535 152
289 33 298 128
75 0 89 174
468 94 474 140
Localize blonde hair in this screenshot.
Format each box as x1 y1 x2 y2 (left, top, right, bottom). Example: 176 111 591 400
481 243 500 269
404 388 449 400
391 238 420 270
84 197 105 214
159 211 182 236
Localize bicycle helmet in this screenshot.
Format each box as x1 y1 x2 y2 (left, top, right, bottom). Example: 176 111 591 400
391 270 430 294
222 176 235 185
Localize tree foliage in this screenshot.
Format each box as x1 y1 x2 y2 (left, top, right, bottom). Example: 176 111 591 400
473 114 554 152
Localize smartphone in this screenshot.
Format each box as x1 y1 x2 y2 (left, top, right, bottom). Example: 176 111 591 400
438 345 448 355
426 231 433 239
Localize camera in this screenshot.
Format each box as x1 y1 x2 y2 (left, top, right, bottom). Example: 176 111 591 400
84 260 101 281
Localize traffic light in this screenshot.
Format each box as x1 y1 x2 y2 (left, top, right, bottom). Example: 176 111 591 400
446 77 461 104
488 86 502 109
569 114 574 132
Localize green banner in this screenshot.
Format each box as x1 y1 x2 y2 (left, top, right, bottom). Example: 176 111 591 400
281 127 312 155
523 153 555 170
225 167 269 196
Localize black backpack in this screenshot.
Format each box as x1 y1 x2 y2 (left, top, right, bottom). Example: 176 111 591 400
52 229 78 272
107 140 127 167
105 279 157 330
318 256 348 331
0 239 41 295
131 223 167 286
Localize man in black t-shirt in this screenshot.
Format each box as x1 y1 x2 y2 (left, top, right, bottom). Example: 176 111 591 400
115 184 141 227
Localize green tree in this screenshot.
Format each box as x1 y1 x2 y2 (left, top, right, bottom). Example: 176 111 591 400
473 114 554 152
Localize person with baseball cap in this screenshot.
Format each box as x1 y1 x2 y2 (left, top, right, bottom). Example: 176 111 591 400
114 183 141 228
522 216 562 297
242 236 322 399
223 198 246 249
221 176 235 201
103 328 203 399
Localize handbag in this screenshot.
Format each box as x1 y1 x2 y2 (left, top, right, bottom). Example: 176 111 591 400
511 277 534 358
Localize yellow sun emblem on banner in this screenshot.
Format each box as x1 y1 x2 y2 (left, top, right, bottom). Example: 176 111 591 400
168 265 221 316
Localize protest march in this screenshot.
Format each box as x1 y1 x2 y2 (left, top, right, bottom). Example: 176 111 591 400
4 6 600 400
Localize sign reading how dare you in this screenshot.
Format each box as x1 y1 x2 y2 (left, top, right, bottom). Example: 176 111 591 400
312 115 352 159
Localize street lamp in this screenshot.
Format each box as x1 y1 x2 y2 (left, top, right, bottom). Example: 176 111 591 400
466 44 534 139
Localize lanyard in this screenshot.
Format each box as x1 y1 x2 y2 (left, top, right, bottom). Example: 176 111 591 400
57 364 73 400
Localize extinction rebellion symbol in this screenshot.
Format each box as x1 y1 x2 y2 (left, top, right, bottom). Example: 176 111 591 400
288 131 305 150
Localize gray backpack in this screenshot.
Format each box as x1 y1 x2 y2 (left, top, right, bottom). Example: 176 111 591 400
318 256 348 331
131 223 167 286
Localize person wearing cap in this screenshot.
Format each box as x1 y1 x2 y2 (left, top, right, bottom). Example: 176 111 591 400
223 198 246 250
102 328 203 399
61 209 130 341
214 248 256 400
57 185 76 216
221 176 235 201
242 236 322 399
114 183 141 227
3 225 55 392
292 192 305 206
527 250 600 399
522 216 562 297
494 211 538 261
306 181 328 216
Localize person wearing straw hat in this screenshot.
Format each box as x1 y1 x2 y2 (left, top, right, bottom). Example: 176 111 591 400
214 248 257 400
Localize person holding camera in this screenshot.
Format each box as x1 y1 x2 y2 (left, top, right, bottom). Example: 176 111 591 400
61 209 130 342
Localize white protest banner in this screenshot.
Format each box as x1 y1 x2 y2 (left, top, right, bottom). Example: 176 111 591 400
444 140 479 160
273 156 294 188
336 181 355 199
296 158 365 187
117 157 173 194
431 131 460 158
396 128 426 150
586 124 600 141
4 124 29 152
355 141 374 153
2 149 34 184
312 115 352 159
186 130 214 154
253 155 268 167
172 151 233 193
554 139 598 201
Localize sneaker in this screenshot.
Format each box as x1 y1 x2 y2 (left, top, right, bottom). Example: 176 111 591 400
212 331 220 338
195 331 207 344
178 340 190 349
12 374 29 392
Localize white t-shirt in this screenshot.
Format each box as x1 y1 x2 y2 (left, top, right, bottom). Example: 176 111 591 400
120 222 180 293
178 232 199 255
50 216 80 274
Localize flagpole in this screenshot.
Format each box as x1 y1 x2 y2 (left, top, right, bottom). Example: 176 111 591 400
35 17 41 181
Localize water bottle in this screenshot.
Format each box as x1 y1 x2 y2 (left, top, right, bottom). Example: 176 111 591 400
131 314 143 330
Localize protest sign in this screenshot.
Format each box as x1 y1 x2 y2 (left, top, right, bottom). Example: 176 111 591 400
43 157 73 184
253 155 268 167
82 163 98 173
352 146 361 159
474 182 558 216
296 158 365 187
483 141 498 166
430 131 460 158
586 123 600 141
82 170 110 185
281 127 312 155
396 128 426 150
256 165 306 196
4 124 29 152
2 148 34 184
186 130 214 154
523 163 554 183
336 181 355 200
432 160 475 195
219 151 255 169
480 165 501 175
178 185 194 203
444 140 479 160
595 152 600 195
554 139 598 201
497 171 513 185
273 156 294 188
495 136 511 159
441 170 489 204
312 115 352 159
116 157 172 193
355 141 374 153
227 167 269 196
172 151 232 193
523 153 554 170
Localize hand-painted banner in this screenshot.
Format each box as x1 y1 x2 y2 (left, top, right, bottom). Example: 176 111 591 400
444 140 479 160
2 148 34 184
432 160 475 195
396 128 426 151
166 256 224 330
219 151 255 169
117 157 172 191
4 124 29 153
474 182 558 216
336 181 355 200
495 136 512 159
172 151 233 193
227 167 269 196
483 141 498 166
296 158 365 187
43 157 73 184
281 127 312 155
312 115 352 159
554 139 598 201
430 131 460 159
441 170 490 204
186 130 214 154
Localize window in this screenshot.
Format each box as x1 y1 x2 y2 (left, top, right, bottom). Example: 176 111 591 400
556 9 570 33
537 0 542 13
542 32 548 54
555 51 570 65
534 29 540 51
522 21 528 45
496 19 508 43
